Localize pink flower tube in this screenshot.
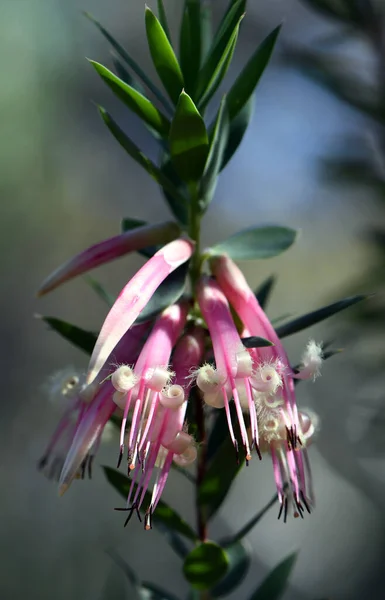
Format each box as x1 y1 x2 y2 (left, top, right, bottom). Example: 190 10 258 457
37 221 180 296
86 238 194 385
211 255 319 519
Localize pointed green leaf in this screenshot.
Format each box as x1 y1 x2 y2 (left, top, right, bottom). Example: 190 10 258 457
112 55 145 95
249 552 298 600
121 218 160 259
255 275 276 309
212 540 251 597
159 156 189 225
208 226 297 260
90 61 170 136
221 96 254 169
98 107 187 208
145 7 184 105
169 91 209 182
196 0 246 102
155 522 190 558
183 542 229 590
84 276 114 307
103 466 198 541
220 492 280 547
227 25 281 121
241 336 274 348
38 316 96 355
136 261 190 324
157 0 172 42
198 16 242 111
84 12 172 115
179 1 203 94
200 3 212 62
198 97 229 212
275 295 369 338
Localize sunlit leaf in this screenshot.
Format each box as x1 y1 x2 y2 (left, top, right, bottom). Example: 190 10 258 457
183 542 229 590
104 466 198 541
275 295 369 338
38 315 96 355
169 91 209 182
227 25 281 121
208 226 297 260
90 61 170 136
84 11 172 114
145 7 184 105
249 552 298 600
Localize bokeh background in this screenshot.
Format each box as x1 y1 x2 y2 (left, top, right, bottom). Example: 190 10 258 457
1 0 385 598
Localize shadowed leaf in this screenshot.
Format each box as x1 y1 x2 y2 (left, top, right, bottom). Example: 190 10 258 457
212 540 251 597
249 552 298 600
38 316 96 355
255 275 276 309
183 542 229 590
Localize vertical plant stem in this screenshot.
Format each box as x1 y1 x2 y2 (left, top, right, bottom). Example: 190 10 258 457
188 183 202 290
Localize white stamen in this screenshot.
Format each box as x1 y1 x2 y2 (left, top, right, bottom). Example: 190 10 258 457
111 365 138 393
160 384 185 409
173 444 197 467
146 366 173 391
236 350 253 378
251 363 282 394
196 365 224 394
112 390 127 410
296 340 323 381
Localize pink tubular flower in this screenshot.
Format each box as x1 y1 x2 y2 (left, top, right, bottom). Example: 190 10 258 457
196 276 263 462
37 221 181 296
211 255 321 519
86 238 194 385
39 321 150 488
113 311 205 529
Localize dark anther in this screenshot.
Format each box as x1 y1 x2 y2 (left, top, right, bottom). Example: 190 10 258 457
278 502 284 520
300 491 311 514
37 456 48 471
80 458 87 479
144 506 153 531
88 455 94 479
233 439 239 464
114 502 142 527
254 441 262 461
283 497 288 523
116 446 124 469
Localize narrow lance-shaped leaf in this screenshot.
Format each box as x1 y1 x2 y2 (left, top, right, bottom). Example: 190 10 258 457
37 316 97 355
255 275 276 309
89 61 170 137
198 16 243 112
220 96 254 170
99 107 188 209
220 492 280 546
86 238 194 384
84 276 115 307
211 541 251 598
157 0 171 42
37 219 180 296
179 0 203 94
275 295 369 338
84 11 173 115
208 226 297 260
227 25 282 121
241 336 274 348
112 54 145 95
169 91 209 183
145 7 184 105
136 261 190 324
104 467 198 541
195 0 246 101
249 552 298 600
198 96 229 213
183 542 229 590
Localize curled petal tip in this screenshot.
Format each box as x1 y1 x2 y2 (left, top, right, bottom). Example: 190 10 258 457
58 483 70 497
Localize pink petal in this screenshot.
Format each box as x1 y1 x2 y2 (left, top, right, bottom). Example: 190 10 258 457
37 221 180 296
86 238 194 384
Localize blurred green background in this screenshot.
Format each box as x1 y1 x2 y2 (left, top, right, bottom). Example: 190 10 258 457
1 0 384 598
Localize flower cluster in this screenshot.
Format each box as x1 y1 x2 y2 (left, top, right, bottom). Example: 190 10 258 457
39 234 322 525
